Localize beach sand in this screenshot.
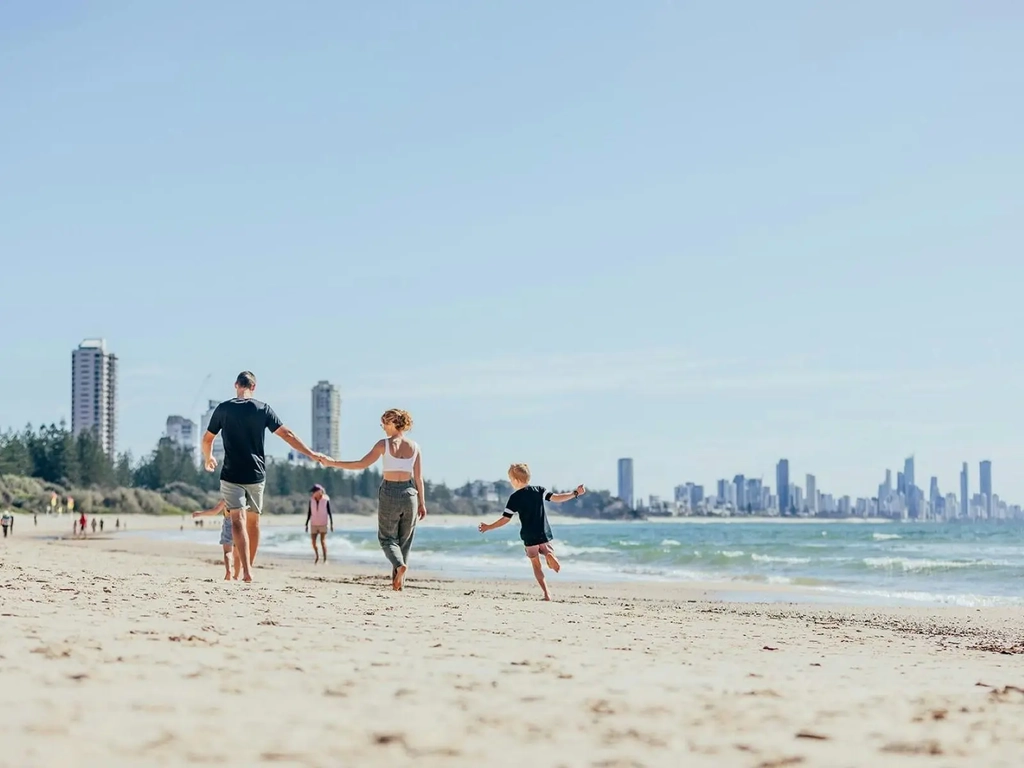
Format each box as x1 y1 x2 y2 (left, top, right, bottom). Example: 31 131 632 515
1 517 1023 767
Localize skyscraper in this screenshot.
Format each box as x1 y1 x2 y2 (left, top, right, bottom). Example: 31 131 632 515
71 338 118 456
905 456 921 518
805 474 817 513
165 415 197 455
617 458 634 508
776 459 790 514
980 460 992 517
733 474 746 512
311 380 341 457
959 463 968 519
200 399 225 464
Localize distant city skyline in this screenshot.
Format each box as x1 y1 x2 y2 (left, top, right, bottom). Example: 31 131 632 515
648 456 1015 521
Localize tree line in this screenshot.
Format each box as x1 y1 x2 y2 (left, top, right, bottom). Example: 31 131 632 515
0 423 629 517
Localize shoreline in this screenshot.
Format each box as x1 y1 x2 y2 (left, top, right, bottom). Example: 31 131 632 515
40 513 1023 611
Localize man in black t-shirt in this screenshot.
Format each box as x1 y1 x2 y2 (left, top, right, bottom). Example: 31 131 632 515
202 370 324 582
479 463 586 601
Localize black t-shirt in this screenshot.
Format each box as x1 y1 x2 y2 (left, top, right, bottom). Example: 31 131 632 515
503 486 554 546
206 398 284 484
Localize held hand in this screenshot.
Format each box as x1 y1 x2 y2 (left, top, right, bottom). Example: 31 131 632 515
191 511 202 519
575 484 587 497
311 452 328 465
204 456 217 472
478 522 489 533
417 503 427 521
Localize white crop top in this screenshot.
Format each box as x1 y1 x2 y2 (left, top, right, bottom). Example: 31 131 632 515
382 438 418 473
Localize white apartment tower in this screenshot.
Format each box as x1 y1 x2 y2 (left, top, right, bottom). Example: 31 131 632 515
311 380 341 457
200 399 225 463
71 338 118 456
165 415 198 455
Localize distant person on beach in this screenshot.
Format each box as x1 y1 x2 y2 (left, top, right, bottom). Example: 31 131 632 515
99 519 104 532
305 484 334 564
479 463 586 601
192 499 240 580
34 513 38 527
115 518 120 530
1 511 12 538
202 370 324 582
318 409 426 590
91 518 97 534
79 513 87 537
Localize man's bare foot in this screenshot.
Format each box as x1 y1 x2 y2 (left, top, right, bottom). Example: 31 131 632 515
545 553 561 573
393 564 408 591
243 573 252 583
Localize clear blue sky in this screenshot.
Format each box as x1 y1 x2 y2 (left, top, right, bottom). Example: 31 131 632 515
2 2 1022 503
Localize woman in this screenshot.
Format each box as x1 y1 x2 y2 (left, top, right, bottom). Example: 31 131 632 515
319 409 426 590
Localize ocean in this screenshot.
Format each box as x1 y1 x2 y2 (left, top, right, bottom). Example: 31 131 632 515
151 518 1024 607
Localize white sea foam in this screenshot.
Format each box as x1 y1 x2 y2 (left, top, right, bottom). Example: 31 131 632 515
872 533 902 541
862 557 1012 572
752 554 812 565
720 550 745 558
660 539 681 547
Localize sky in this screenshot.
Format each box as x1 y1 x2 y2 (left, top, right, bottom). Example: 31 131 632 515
1 2 1022 503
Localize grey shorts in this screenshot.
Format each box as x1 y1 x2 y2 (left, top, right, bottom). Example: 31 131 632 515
220 480 265 515
219 516 233 547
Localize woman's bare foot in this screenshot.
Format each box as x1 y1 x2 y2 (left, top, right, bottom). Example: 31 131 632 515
314 553 320 565
223 571 231 581
541 591 552 601
545 553 561 573
393 564 408 591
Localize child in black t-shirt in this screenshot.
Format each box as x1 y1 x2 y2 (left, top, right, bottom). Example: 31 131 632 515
479 463 585 600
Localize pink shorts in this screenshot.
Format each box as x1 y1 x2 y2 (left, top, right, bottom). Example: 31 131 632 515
525 542 554 558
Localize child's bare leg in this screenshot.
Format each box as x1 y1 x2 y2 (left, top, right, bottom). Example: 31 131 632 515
230 509 252 582
529 556 551 601
544 551 561 573
311 534 319 564
222 546 231 580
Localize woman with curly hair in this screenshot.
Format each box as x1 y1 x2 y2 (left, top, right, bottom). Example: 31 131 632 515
319 409 426 590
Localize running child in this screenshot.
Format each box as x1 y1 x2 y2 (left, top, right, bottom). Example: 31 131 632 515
478 463 585 601
192 499 241 580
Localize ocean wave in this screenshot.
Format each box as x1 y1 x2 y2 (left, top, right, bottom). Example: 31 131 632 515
816 586 1024 608
751 554 812 565
660 539 681 547
556 544 617 556
720 550 745 558
862 557 1012 572
872 533 902 541
617 540 642 547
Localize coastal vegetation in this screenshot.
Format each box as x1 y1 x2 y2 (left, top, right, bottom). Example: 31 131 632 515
0 424 630 518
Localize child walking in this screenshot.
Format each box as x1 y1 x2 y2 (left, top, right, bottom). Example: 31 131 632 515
192 499 241 580
479 463 585 601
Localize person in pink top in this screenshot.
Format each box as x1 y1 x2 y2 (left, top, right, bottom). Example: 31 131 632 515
305 484 334 564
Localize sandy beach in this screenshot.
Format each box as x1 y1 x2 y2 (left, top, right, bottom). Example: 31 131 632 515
2 516 1023 767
